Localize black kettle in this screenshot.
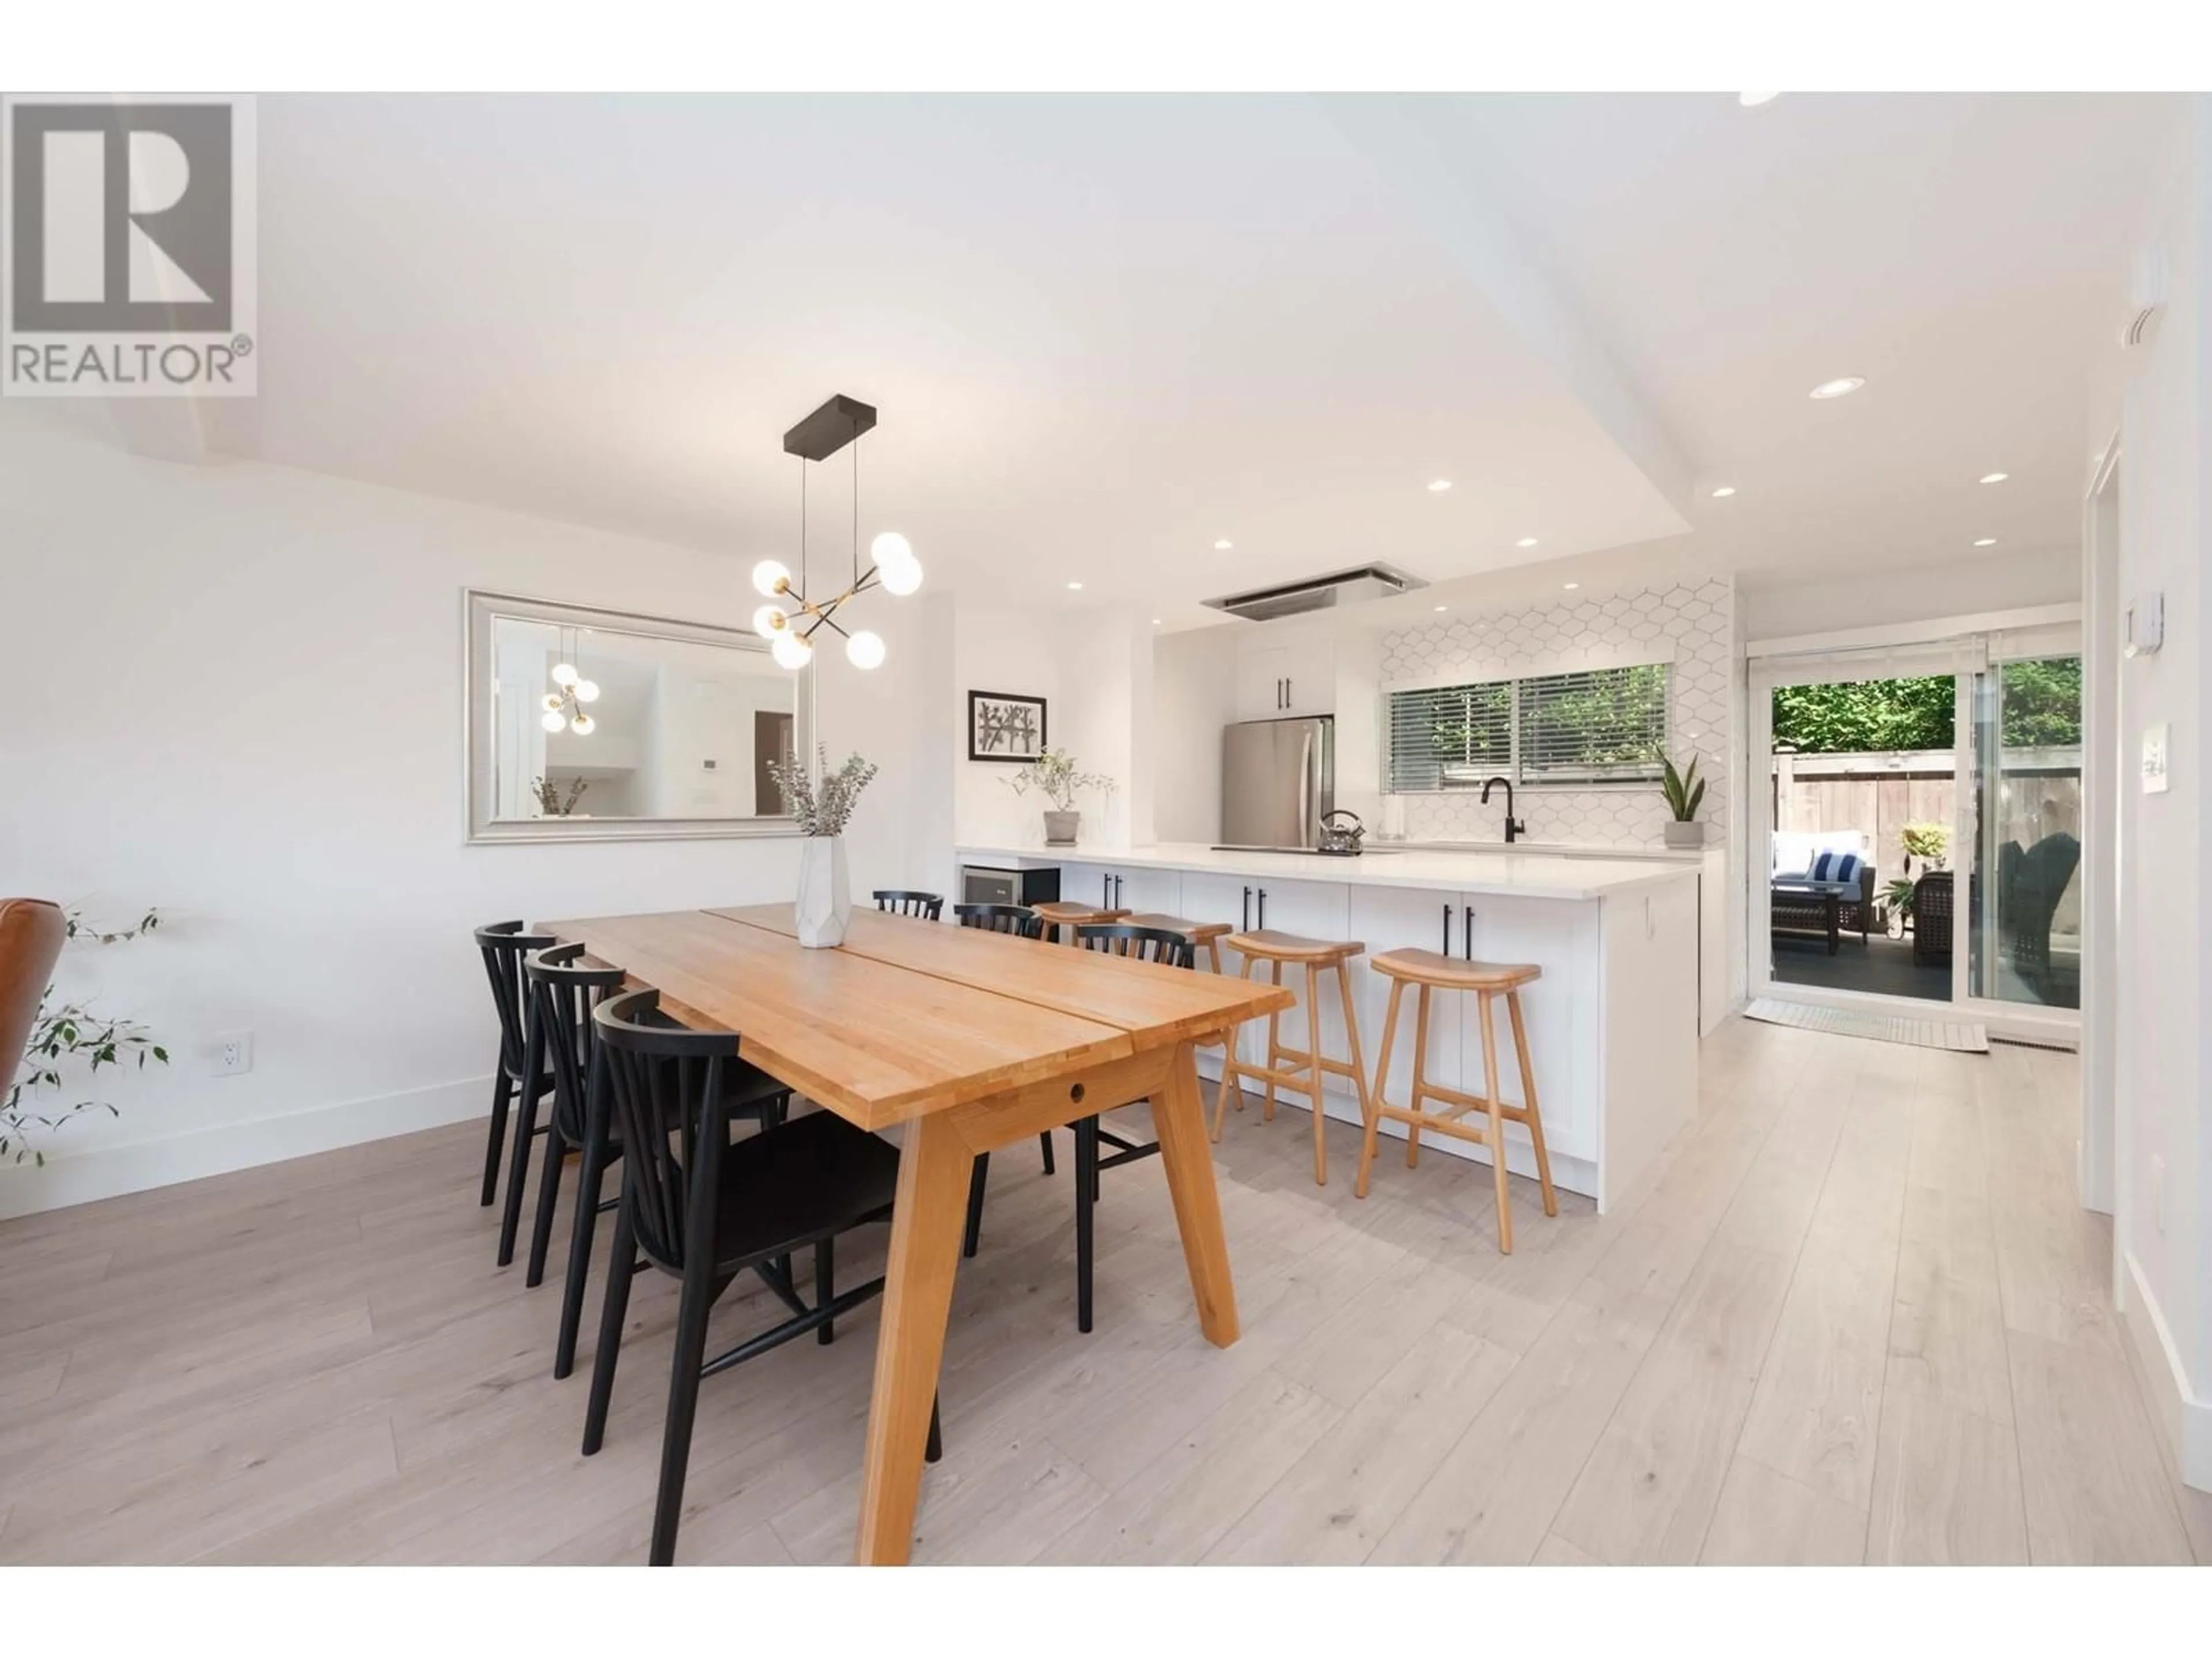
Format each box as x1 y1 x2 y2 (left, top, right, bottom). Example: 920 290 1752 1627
1316 810 1365 856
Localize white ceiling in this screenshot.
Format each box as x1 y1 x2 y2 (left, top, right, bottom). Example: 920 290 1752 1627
48 92 2179 627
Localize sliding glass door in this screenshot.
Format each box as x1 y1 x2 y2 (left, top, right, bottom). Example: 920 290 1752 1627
1749 622 2083 1036
1968 651 2084 1010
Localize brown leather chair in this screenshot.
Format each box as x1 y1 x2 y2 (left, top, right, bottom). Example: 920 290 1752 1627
2 898 68 1077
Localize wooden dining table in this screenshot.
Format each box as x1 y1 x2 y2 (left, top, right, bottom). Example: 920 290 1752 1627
535 902 1294 1565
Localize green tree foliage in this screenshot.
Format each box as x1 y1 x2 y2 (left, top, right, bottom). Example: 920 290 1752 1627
1771 676 1957 754
1999 657 2082 747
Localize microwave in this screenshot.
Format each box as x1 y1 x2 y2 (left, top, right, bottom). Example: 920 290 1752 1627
959 864 1062 907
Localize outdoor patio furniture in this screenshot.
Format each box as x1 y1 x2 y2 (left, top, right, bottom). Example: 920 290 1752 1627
1771 830 1874 946
1914 869 1955 965
1771 881 1843 954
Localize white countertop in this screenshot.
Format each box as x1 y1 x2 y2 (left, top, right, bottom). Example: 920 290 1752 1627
956 841 1700 901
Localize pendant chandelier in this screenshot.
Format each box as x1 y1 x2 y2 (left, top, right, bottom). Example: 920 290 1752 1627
751 393 922 672
540 626 600 735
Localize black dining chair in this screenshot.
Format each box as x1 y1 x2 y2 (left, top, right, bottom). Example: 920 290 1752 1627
872 889 944 920
581 987 938 1566
522 944 798 1376
952 902 1041 937
963 923 1195 1334
952 905 1059 1250
473 921 556 1211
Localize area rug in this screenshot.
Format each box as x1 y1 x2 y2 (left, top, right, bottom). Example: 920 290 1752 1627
1743 997 1990 1052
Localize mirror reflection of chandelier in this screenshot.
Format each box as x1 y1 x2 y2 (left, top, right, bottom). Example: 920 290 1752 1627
541 627 600 736
752 393 922 672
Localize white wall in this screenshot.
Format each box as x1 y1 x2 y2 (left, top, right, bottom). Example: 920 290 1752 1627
947 597 1148 851
0 414 946 1216
1152 627 1236 843
2104 96 2212 1488
1740 546 2081 641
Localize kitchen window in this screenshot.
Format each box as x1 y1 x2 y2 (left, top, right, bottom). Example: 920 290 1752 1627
1386 662 1672 790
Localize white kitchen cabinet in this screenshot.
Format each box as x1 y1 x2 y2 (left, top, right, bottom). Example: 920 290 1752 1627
1347 884 1461 1116
1459 893 1596 1166
1233 639 1335 719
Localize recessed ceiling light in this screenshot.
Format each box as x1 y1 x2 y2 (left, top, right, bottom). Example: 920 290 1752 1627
1739 92 1782 107
1563 582 1580 590
1213 539 1233 551
1979 472 2010 484
1809 376 1866 400
1152 617 1162 625
1974 538 1997 547
1710 486 1737 498
1433 604 1448 612
1516 537 1540 548
1067 581 1084 590
1427 479 1453 493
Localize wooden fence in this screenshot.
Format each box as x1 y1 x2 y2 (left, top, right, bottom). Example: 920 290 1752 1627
1771 750 2082 936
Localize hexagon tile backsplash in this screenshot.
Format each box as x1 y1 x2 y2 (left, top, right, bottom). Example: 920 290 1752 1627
1379 578 1734 851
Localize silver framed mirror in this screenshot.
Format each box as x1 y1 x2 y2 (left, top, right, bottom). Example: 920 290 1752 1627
464 588 811 844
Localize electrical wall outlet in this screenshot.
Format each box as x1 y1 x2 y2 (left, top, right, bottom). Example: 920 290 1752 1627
212 1031 253 1077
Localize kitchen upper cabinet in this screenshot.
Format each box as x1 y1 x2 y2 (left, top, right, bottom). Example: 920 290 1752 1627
1234 639 1335 720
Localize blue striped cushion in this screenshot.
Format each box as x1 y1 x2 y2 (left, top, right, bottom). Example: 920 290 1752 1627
1809 850 1861 887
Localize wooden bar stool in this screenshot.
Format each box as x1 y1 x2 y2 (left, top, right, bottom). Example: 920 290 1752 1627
1121 912 1229 974
1355 949 1558 1253
1030 899 1129 944
1215 930 1372 1186
1122 913 1237 1060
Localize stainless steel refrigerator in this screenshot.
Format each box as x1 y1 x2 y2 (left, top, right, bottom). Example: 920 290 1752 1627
1218 716 1334 850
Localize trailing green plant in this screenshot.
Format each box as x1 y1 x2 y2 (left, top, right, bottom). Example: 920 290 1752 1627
1003 747 1116 813
1660 754 1706 823
767 746 878 836
1901 822 1951 867
1881 877 1919 920
4 907 168 1166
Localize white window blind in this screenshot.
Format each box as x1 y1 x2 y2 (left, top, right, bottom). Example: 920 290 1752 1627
1518 663 1671 781
1385 679 1512 791
1385 662 1671 790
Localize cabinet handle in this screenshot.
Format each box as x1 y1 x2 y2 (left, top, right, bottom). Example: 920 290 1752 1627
1464 905 1474 961
1103 874 1112 908
1243 885 1252 930
1258 888 1268 929
1285 676 1293 709
1114 875 1123 907
1442 903 1452 955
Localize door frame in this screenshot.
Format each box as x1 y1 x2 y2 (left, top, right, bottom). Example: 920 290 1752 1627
2081 432 2122 1219
1745 612 2086 1044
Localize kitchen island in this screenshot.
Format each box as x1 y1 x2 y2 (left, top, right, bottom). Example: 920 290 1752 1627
955 842 1705 1211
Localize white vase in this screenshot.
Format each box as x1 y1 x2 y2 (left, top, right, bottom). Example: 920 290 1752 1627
794 834 850 948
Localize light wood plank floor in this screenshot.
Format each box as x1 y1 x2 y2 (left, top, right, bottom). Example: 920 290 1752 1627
0 1019 2200 1565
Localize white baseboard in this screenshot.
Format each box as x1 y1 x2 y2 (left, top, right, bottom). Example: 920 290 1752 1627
0 1074 489 1221
2121 1250 2212 1493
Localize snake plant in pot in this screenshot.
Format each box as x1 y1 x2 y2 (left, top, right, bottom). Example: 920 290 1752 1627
1660 755 1707 849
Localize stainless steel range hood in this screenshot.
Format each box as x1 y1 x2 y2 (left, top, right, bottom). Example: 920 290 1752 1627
1202 563 1426 623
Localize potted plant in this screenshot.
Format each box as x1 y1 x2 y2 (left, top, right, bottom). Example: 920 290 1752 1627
1004 748 1116 846
1901 821 1950 872
766 747 878 948
5 907 169 1166
1881 876 1916 941
1660 755 1707 848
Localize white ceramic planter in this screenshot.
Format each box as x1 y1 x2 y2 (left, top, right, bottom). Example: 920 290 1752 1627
794 834 851 948
1662 820 1707 849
